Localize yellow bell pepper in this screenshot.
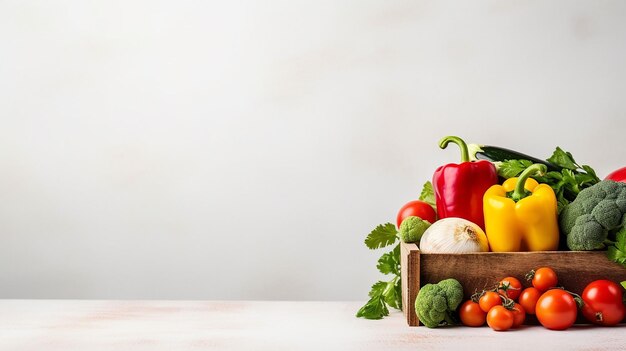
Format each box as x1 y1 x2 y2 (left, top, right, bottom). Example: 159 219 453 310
483 164 559 252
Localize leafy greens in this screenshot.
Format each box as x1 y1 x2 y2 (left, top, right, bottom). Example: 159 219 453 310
497 147 600 213
356 181 435 319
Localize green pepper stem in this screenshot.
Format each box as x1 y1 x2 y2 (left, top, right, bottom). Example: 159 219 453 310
511 163 547 201
439 136 469 162
466 143 484 161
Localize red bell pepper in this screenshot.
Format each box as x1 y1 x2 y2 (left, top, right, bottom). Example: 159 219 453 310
433 136 498 230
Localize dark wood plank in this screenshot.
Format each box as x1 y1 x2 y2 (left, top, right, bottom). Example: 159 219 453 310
421 251 626 300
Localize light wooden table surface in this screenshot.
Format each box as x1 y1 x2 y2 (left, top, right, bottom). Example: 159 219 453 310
0 300 623 350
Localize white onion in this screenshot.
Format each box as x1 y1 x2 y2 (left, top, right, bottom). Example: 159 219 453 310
419 217 489 253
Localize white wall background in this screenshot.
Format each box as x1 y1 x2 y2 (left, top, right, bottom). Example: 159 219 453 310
1 0 626 300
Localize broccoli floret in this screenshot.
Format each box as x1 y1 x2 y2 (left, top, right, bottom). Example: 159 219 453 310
559 180 626 251
566 215 606 250
414 278 463 328
591 200 622 229
399 216 431 243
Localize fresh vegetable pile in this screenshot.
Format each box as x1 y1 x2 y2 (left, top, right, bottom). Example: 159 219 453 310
357 136 626 325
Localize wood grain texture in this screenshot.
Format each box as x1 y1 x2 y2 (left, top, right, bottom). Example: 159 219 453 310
0 300 624 351
401 241 626 327
400 242 419 326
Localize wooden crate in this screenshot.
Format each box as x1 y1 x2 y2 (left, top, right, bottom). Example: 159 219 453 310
400 241 626 327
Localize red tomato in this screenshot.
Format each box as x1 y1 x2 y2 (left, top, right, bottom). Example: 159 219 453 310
396 200 437 227
459 300 487 327
511 303 526 328
535 289 578 330
479 291 502 313
498 277 522 301
518 287 541 315
487 305 514 331
530 267 558 292
581 280 626 326
605 167 626 183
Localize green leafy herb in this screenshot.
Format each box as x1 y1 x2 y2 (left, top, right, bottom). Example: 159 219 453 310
368 281 388 298
383 278 402 310
358 182 435 320
497 159 533 179
364 223 397 250
546 147 578 170
497 147 600 212
582 165 598 180
621 281 626 290
419 181 436 210
357 229 401 319
376 245 400 276
356 276 403 319
356 282 390 319
607 227 626 266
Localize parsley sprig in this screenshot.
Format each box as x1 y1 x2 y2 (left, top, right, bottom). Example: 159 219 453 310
364 223 397 250
356 229 401 320
356 182 434 319
607 227 626 267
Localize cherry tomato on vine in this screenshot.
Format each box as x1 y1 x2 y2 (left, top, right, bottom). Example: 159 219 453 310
529 267 558 292
487 305 514 331
535 289 578 330
479 291 502 313
459 300 487 327
518 287 541 315
498 277 522 301
511 303 526 328
581 279 626 326
396 200 437 227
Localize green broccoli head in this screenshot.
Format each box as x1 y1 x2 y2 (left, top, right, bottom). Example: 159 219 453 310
559 180 626 251
414 278 463 328
399 216 431 243
566 214 606 250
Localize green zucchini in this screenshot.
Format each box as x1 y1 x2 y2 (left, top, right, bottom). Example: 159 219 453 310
467 144 561 172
